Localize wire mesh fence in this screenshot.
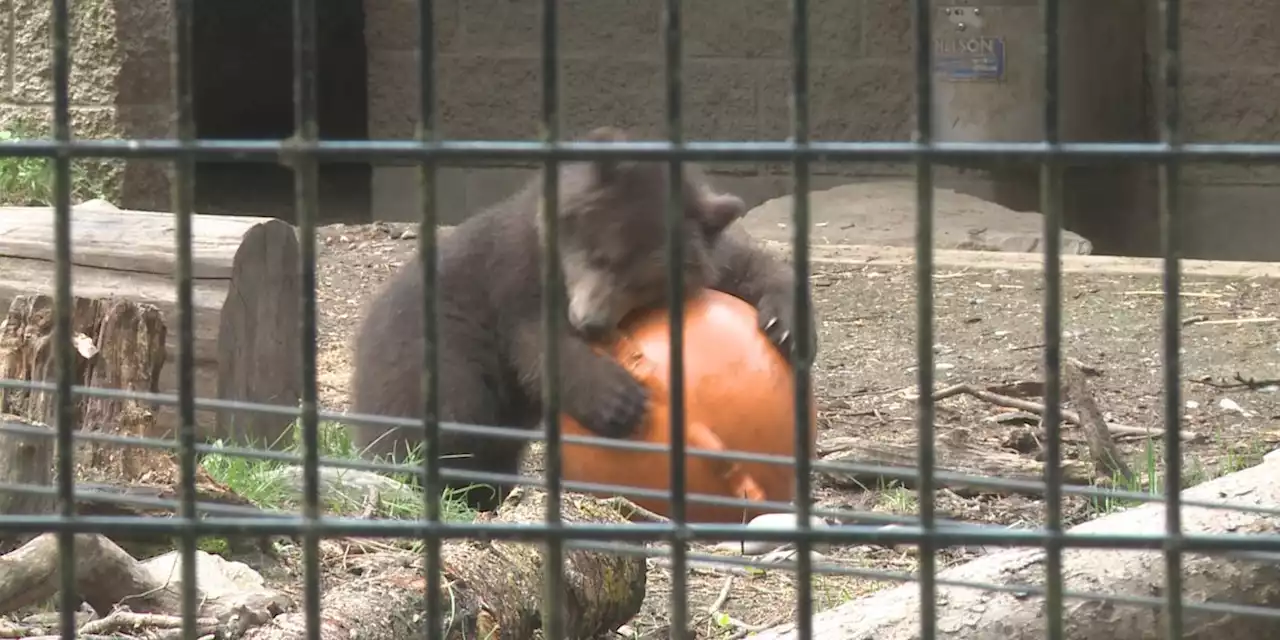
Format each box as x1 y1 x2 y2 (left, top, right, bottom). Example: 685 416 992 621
2 0 1280 638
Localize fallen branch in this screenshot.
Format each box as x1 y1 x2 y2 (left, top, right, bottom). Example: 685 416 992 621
1190 372 1280 391
79 610 218 637
0 533 287 628
1186 316 1278 327
931 383 1199 442
705 576 776 638
754 456 1280 640
1062 362 1134 483
819 428 1093 497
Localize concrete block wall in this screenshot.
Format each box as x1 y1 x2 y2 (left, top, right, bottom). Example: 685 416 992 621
1177 0 1280 261
363 0 928 226
3 0 1279 259
362 0 1280 261
0 0 173 210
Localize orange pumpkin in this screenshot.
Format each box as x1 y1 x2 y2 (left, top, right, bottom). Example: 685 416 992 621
560 289 817 523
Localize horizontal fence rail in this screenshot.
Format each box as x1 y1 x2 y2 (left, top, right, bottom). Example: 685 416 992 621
1 0 1275 638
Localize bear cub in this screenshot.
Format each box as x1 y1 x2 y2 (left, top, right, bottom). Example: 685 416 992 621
348 126 813 511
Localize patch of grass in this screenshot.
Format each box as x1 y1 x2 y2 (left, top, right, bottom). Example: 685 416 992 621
1088 434 1269 516
200 420 479 524
0 123 119 205
872 479 918 516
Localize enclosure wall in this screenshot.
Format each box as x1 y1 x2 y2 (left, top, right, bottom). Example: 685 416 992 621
0 0 174 210
3 1 1280 259
360 0 1280 261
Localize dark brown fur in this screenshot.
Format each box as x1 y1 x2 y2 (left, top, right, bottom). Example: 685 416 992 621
347 127 812 511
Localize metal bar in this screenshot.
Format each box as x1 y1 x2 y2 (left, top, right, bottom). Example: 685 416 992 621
1159 0 1186 637
416 1 443 639
7 137 1280 163
539 1 566 638
49 0 76 636
4 513 1280 555
558 538 1280 622
1039 2 1065 640
0 446 1274 533
790 0 814 637
6 400 1271 520
662 0 690 636
0 1 1266 636
290 0 322 638
912 1 937 638
170 0 200 636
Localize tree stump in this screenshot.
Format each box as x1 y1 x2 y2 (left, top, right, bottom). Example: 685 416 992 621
0 413 55 553
0 204 302 448
0 294 173 484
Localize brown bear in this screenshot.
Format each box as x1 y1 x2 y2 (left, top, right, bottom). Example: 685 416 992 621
347 126 812 511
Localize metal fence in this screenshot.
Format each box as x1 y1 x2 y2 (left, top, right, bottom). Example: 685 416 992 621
3 0 1280 638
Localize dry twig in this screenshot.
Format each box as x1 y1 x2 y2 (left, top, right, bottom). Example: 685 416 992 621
703 576 777 638
930 383 1198 442
1190 372 1280 391
602 496 671 523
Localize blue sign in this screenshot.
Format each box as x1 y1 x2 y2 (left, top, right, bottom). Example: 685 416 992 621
934 36 1005 82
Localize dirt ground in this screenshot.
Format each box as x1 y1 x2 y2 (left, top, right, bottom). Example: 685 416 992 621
312 221 1280 638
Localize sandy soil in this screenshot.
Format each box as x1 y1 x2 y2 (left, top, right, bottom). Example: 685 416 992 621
312 220 1280 638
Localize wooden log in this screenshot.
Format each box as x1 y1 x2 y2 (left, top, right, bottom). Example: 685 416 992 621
0 488 645 639
243 488 647 640
755 456 1280 640
818 427 1093 496
0 204 302 447
0 533 289 632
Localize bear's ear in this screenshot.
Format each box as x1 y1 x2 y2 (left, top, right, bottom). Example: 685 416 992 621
583 126 630 184
694 192 748 237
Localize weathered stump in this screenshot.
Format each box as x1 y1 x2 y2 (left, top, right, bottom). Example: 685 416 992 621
0 413 54 553
0 294 173 484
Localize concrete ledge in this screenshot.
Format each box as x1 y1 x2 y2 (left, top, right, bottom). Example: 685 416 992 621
764 241 1280 280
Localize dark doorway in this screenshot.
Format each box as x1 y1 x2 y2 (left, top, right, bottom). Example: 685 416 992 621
193 0 370 224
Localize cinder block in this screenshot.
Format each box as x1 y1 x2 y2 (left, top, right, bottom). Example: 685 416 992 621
372 51 545 141
365 0 460 53
1182 68 1280 143
861 0 912 59
11 0 120 105
457 0 540 55
683 0 791 59
1182 0 1280 70
758 60 913 142
438 55 542 139
561 0 661 58
681 60 760 141
561 58 664 134
367 49 422 139
810 0 863 60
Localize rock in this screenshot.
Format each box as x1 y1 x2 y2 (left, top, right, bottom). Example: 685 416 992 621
74 198 120 211
743 181 1093 255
